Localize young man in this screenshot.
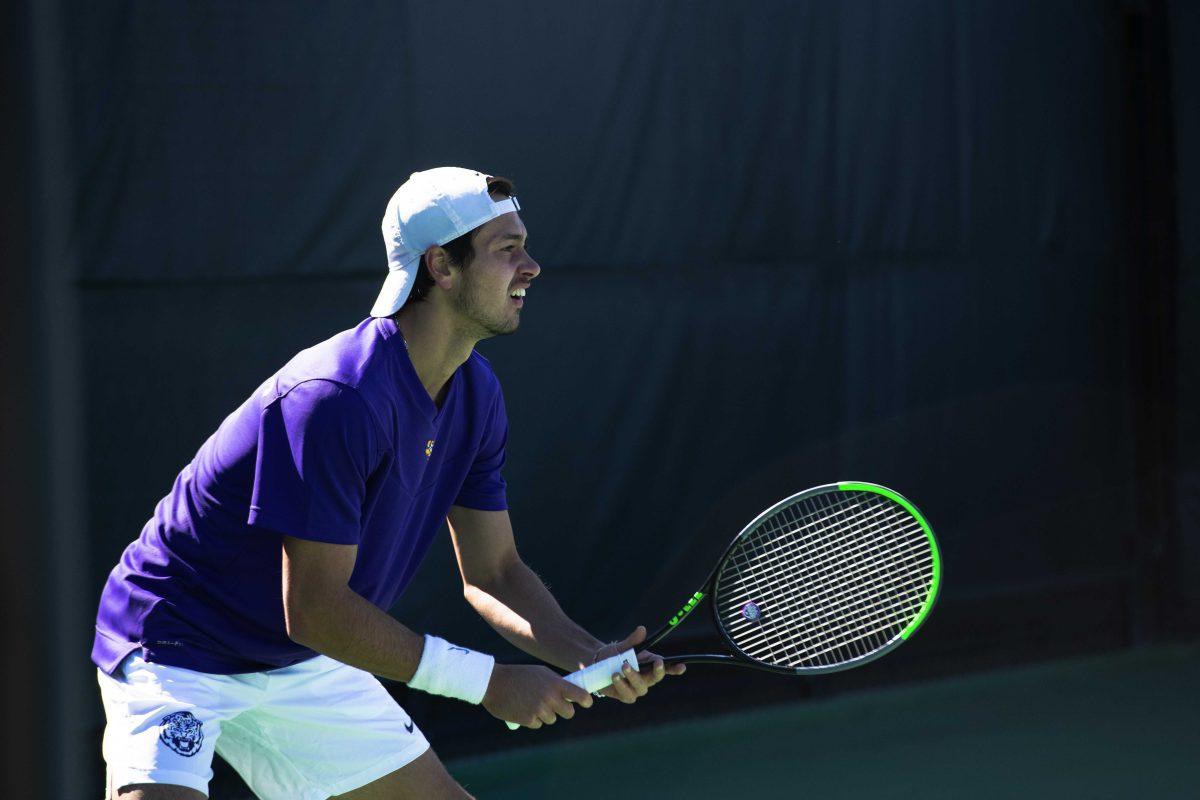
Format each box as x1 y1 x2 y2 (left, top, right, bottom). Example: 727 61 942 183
93 167 683 800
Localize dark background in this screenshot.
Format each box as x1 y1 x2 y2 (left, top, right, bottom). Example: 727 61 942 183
4 1 1197 797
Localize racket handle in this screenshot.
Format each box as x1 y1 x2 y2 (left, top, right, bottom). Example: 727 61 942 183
504 648 637 730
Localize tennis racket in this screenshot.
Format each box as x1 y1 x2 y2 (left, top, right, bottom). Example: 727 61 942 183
506 481 940 729
639 481 941 674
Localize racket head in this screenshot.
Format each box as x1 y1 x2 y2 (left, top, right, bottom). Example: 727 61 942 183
709 482 941 675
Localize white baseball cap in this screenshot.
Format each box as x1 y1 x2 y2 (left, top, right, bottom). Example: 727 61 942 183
371 167 521 318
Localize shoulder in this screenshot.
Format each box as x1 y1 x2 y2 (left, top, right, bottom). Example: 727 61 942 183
266 320 396 408
261 320 396 436
277 377 365 407
270 319 393 395
271 379 386 466
274 379 378 435
461 350 504 403
464 350 500 384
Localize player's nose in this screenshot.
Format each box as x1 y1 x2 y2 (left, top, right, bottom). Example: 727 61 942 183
521 254 541 279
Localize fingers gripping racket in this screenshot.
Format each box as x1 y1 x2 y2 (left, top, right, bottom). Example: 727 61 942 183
504 649 638 730
506 482 940 728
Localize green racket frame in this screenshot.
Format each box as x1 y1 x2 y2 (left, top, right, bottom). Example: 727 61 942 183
643 482 942 675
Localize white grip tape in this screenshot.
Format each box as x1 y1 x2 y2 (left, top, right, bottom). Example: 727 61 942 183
505 648 638 730
564 648 638 693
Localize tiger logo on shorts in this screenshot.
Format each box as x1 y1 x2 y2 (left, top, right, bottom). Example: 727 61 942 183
159 710 204 757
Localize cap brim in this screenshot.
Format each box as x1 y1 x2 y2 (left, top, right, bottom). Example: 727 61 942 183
369 259 419 318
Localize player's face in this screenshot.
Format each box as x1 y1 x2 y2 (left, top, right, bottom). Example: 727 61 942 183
452 210 540 338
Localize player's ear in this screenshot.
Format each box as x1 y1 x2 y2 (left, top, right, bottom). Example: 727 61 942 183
424 246 456 290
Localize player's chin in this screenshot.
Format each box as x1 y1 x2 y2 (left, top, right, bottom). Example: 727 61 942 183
484 318 520 338
500 311 523 333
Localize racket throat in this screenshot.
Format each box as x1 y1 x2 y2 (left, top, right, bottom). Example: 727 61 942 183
669 591 706 628
642 590 708 650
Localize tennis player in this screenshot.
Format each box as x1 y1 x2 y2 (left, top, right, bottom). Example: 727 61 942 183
92 167 684 800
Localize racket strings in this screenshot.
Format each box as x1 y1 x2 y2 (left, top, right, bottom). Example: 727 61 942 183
731 579 930 664
722 542 931 644
731 498 925 665
739 497 923 667
782 496 931 666
718 499 918 620
771 494 932 664
717 496 902 626
729 497 894 563
718 506 921 610
715 491 934 670
757 494 932 666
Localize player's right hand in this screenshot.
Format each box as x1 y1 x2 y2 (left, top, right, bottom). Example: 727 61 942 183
482 663 594 729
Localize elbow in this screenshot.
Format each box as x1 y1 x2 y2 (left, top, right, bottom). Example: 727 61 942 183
462 581 489 610
462 574 508 610
462 556 521 606
282 602 308 645
282 592 322 647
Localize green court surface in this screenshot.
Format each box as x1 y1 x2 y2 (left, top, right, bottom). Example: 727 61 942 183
449 644 1200 799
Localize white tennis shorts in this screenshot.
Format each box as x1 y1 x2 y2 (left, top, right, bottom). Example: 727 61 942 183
97 653 430 800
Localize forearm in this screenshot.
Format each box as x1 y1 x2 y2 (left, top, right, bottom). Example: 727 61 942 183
465 559 603 672
285 583 425 684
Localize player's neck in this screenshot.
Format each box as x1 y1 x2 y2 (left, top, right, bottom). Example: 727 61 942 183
393 303 478 406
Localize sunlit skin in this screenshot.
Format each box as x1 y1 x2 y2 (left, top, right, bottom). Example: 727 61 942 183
394 199 539 406
449 212 537 339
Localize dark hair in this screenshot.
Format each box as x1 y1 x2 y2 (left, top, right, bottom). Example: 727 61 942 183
401 176 515 307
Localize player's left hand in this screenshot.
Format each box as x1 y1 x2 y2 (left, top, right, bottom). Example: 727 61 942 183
591 625 686 704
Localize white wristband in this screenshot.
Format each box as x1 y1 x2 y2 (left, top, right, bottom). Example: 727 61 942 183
408 634 496 705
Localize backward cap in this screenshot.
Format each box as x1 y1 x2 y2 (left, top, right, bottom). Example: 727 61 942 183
371 167 520 318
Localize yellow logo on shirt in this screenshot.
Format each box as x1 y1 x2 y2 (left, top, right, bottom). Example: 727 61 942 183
425 439 435 458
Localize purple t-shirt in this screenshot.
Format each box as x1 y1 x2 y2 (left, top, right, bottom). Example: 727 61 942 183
92 317 508 675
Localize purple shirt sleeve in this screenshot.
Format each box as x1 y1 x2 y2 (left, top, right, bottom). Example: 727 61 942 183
454 390 509 511
248 380 379 544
